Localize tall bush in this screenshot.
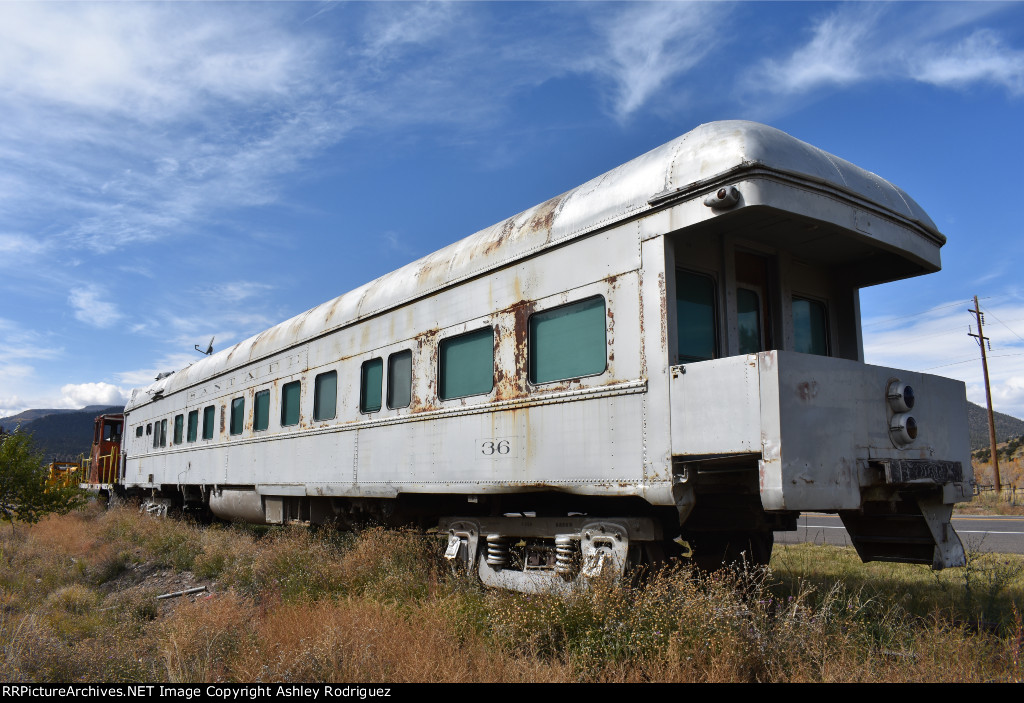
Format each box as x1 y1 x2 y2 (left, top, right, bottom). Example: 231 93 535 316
0 429 86 527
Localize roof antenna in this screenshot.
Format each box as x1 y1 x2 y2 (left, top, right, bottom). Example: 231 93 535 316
195 336 214 356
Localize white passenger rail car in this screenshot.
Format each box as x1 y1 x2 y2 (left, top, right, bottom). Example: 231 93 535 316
122 121 972 592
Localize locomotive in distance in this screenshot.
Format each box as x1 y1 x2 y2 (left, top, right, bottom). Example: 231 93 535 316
99 120 971 593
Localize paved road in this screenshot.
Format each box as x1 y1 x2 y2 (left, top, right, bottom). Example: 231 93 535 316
775 513 1024 555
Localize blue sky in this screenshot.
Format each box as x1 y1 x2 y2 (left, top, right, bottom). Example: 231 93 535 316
2 1 1024 419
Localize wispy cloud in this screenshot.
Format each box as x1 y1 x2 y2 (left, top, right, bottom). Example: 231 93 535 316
0 318 62 363
741 4 1024 100
123 286 284 368
0 4 314 121
68 285 122 328
116 352 209 388
0 3 337 255
0 365 34 389
0 233 48 263
741 6 880 96
584 2 726 120
912 29 1024 95
121 286 285 374
363 1 458 59
124 280 285 363
126 309 280 361
197 281 276 305
49 102 349 254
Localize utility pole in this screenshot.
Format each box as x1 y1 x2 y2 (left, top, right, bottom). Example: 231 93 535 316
969 296 1002 492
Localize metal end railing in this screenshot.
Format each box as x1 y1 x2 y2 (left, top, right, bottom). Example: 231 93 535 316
78 448 121 486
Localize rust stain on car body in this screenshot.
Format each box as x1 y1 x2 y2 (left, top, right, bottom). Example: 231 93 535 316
497 299 536 401
605 274 618 364
657 271 667 356
797 380 819 401
527 194 564 239
412 328 441 412
480 218 517 258
412 252 453 292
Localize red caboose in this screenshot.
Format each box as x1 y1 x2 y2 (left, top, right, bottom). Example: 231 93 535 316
88 413 123 485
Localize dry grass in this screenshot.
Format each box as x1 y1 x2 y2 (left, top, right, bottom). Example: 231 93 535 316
959 489 1024 516
1 505 1022 683
968 458 1024 515
224 598 568 682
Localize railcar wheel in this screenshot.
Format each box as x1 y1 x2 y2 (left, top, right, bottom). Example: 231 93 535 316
685 530 774 572
623 539 690 586
638 538 688 565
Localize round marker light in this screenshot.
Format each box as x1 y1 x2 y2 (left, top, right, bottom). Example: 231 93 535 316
702 185 740 210
887 381 915 412
890 413 918 445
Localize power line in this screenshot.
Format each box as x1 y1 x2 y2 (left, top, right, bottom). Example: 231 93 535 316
862 299 972 329
981 305 1024 345
983 317 1024 325
922 351 1024 371
867 327 978 346
891 325 981 343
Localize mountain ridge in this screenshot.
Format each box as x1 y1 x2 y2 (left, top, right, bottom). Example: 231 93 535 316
0 405 124 462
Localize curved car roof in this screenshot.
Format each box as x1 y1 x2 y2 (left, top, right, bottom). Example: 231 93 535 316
127 120 940 410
